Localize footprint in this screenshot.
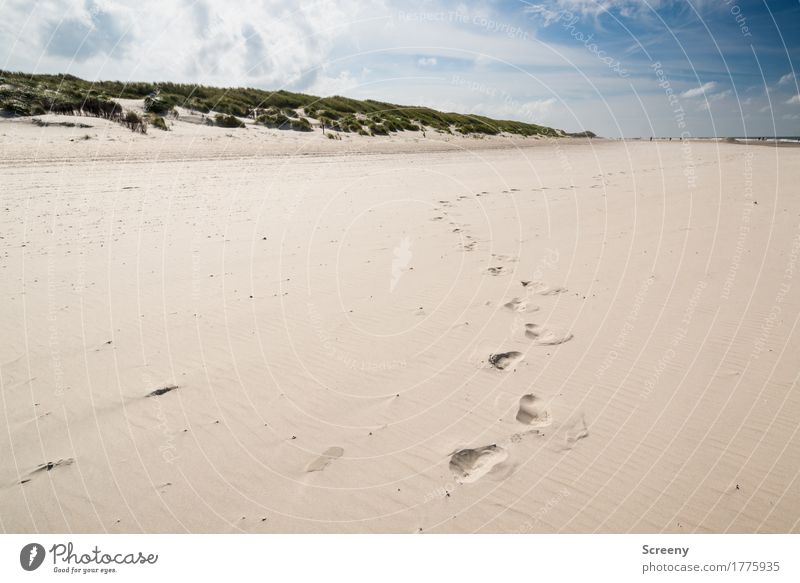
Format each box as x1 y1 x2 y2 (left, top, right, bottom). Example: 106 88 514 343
561 416 589 451
147 384 179 397
449 445 508 484
525 282 567 295
488 351 524 370
516 394 552 427
305 446 344 473
19 458 75 484
486 266 505 276
503 297 540 313
491 254 517 263
525 324 573 346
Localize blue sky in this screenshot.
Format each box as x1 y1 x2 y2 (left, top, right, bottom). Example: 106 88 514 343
1 0 798 137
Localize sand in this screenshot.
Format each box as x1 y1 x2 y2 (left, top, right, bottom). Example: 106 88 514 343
1 113 798 533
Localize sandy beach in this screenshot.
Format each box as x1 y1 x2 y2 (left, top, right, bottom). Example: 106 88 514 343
1 115 798 534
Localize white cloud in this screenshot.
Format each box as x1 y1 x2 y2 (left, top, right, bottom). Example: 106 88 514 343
778 72 796 85
0 0 372 89
711 90 731 101
787 94 800 105
525 0 674 22
417 57 437 67
698 89 731 111
681 81 717 99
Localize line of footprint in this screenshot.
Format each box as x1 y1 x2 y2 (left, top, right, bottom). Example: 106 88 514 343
449 279 586 485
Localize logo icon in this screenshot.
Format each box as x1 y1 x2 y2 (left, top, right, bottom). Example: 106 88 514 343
20 543 46 571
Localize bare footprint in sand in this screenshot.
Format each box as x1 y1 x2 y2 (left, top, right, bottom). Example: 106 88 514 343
516 394 552 427
503 297 540 313
147 384 179 397
449 445 509 484
561 416 589 451
19 458 75 484
525 324 573 346
491 253 517 263
537 286 567 295
305 446 344 472
524 282 567 295
488 351 524 370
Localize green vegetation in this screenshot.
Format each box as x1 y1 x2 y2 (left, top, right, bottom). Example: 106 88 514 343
0 70 571 137
214 113 245 128
566 130 596 138
149 115 169 131
143 95 175 115
290 117 312 132
121 110 147 133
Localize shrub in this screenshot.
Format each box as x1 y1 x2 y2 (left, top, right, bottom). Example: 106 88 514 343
214 113 245 128
121 110 147 133
0 70 567 138
290 117 312 131
2 99 32 116
368 123 388 136
144 96 174 115
150 116 169 131
316 109 341 120
257 112 290 129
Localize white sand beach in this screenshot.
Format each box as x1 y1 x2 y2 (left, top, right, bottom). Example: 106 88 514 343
1 115 799 533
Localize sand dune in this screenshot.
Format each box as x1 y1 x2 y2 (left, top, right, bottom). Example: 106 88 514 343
1 115 798 533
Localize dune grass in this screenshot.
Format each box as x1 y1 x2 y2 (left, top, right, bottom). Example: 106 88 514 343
0 70 576 137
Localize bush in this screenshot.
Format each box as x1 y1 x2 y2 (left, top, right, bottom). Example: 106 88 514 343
368 123 388 136
144 96 174 115
2 100 30 116
150 115 169 131
257 112 290 129
185 97 212 113
0 70 566 138
290 117 312 131
214 113 245 128
121 110 147 133
316 109 341 120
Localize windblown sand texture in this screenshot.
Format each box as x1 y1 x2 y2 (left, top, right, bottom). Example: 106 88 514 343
1 113 798 533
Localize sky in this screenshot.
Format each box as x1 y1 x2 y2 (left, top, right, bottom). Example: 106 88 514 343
1 0 798 137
